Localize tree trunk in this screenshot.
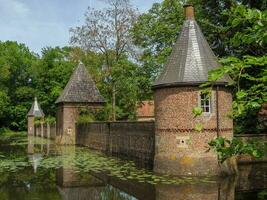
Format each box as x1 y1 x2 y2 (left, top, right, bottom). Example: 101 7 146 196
112 84 116 121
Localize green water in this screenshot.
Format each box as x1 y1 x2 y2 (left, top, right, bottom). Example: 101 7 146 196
0 136 266 200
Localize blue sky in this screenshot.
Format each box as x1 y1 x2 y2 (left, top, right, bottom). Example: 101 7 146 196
0 0 161 54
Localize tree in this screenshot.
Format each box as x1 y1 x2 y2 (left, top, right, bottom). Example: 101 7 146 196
132 1 267 133
33 47 76 117
70 0 138 121
131 0 184 82
206 6 267 133
0 41 37 130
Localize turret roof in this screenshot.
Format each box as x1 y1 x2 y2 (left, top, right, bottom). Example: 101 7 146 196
55 62 105 104
153 5 231 89
27 97 45 117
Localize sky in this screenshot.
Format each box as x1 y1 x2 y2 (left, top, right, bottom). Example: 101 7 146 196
0 0 161 54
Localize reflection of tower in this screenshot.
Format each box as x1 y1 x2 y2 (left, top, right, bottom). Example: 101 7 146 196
55 146 144 200
28 154 43 173
155 178 235 200
152 4 236 176
27 97 45 136
56 167 106 200
27 136 34 154
55 62 105 145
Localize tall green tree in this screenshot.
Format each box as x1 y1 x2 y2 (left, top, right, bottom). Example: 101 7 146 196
206 5 267 133
33 47 76 117
70 0 138 121
131 0 184 82
0 41 37 130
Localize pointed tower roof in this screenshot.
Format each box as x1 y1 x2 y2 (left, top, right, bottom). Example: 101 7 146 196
153 4 231 89
27 97 45 117
55 62 105 104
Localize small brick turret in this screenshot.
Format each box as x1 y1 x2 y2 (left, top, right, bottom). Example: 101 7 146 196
27 97 45 136
152 5 236 176
55 62 105 145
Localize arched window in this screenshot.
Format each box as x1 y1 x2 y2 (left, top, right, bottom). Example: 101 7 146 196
200 93 211 113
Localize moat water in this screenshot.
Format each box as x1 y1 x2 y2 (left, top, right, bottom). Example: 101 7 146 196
0 136 266 200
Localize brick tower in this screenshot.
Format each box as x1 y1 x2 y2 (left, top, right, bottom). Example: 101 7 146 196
152 5 236 176
55 62 105 145
27 97 45 136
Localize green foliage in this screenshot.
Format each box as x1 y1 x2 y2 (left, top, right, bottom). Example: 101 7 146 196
223 5 267 56
34 117 46 126
0 128 26 144
45 116 56 124
33 47 76 117
194 123 203 132
198 5 267 134
77 115 94 124
77 109 95 124
208 137 267 163
258 189 267 200
208 55 267 134
131 0 184 82
0 91 9 119
192 107 203 118
0 41 37 130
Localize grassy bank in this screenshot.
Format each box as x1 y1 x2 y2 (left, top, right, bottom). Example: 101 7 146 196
0 128 27 144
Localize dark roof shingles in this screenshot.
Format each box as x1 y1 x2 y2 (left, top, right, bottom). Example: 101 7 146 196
55 63 105 104
27 98 45 117
153 19 232 88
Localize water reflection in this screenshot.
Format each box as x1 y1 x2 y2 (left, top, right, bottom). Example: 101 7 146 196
0 137 266 200
55 166 237 200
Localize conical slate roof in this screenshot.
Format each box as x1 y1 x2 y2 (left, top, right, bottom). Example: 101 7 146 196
153 5 231 89
27 97 45 117
55 62 105 104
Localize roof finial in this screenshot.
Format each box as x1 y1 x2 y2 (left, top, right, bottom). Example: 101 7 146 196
183 4 194 19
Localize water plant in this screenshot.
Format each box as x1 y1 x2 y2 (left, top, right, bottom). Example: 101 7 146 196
0 138 216 186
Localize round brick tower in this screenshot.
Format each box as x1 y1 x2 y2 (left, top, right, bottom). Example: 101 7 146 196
152 5 237 176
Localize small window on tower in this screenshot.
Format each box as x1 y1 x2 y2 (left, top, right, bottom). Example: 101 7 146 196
200 93 211 113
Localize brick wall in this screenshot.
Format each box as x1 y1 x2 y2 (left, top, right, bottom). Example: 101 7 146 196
34 123 56 139
27 117 34 136
76 121 155 167
55 103 103 145
34 119 266 166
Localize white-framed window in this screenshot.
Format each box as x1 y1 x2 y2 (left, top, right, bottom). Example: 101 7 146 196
200 93 211 113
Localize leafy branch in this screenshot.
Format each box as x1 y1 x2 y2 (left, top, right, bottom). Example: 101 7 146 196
208 137 267 163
